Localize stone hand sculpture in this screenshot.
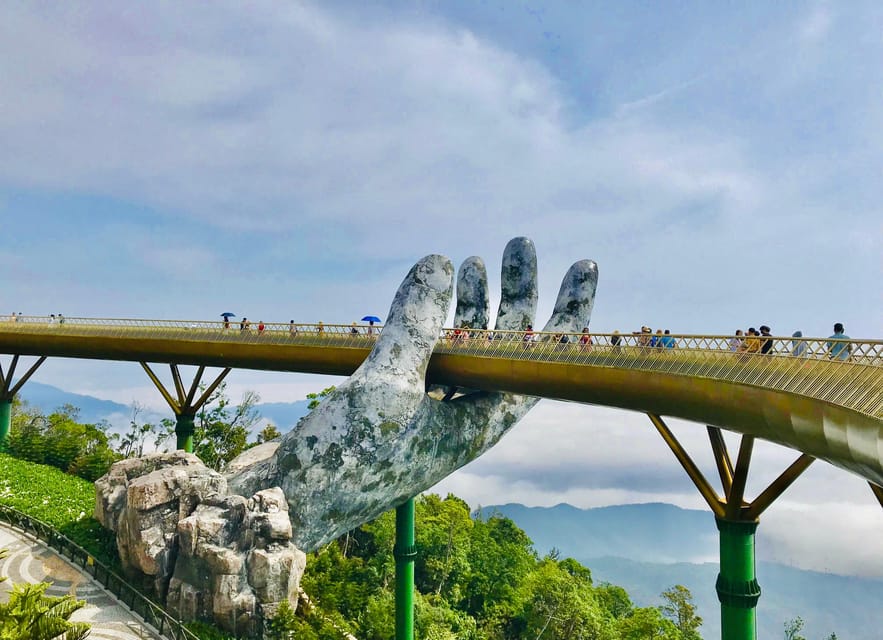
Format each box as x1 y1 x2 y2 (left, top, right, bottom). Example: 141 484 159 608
228 237 598 551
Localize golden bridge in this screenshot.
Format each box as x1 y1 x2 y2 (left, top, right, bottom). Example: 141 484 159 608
0 316 881 640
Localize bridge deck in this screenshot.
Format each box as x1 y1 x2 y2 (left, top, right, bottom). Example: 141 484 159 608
1 318 881 486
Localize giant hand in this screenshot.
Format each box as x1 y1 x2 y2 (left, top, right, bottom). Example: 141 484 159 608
227 238 598 551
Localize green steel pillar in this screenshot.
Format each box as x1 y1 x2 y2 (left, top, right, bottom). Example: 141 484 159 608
0 398 11 451
394 498 416 640
716 518 760 640
176 413 196 453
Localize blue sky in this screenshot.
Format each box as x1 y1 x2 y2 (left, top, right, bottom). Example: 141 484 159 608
1 2 882 579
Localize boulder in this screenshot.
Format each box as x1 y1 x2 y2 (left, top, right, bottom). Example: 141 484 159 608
94 452 227 598
167 488 306 635
95 455 306 633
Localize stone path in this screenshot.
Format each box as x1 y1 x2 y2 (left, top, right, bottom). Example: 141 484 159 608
0 523 164 639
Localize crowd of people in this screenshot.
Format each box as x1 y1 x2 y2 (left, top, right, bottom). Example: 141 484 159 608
442 320 856 361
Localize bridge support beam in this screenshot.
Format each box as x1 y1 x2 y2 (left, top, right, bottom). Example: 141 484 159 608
394 498 416 640
0 355 47 450
648 415 815 640
140 363 231 455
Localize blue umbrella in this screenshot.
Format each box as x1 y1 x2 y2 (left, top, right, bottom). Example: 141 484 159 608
361 315 381 323
220 312 236 318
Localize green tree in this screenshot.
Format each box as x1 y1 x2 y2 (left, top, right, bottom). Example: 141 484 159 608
306 386 337 410
783 617 806 640
660 584 703 640
256 423 282 443
462 514 536 627
415 494 474 600
516 558 611 640
163 382 261 471
595 583 633 619
0 581 90 640
118 402 156 458
7 401 119 480
617 607 680 640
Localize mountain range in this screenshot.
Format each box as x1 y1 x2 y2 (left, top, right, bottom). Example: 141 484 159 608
18 381 312 435
479 503 883 640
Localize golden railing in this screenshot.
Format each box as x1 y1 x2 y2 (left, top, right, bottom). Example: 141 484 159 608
0 317 880 419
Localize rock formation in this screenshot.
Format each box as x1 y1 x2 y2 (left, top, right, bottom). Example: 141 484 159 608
95 453 305 633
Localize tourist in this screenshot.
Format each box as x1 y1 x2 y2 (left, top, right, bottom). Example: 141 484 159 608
317 321 324 335
611 330 622 352
289 320 298 336
257 320 265 334
579 327 592 351
728 330 744 352
351 322 359 335
791 331 807 357
638 326 652 351
827 323 852 361
650 329 663 349
740 328 761 354
660 329 677 349
759 325 773 355
523 324 535 347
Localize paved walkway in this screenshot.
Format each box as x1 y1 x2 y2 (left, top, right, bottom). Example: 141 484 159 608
0 523 164 639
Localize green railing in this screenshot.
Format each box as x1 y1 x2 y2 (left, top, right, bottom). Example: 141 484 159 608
0 504 200 640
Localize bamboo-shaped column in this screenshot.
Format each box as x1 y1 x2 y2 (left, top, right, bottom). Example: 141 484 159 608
0 355 47 449
140 363 231 453
648 414 815 640
394 498 416 640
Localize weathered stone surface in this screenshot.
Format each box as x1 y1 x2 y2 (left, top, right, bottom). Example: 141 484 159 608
167 488 306 635
227 238 599 552
95 452 227 597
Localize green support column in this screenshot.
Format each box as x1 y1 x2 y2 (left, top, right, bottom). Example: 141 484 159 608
394 498 416 640
716 518 761 640
0 398 11 451
176 413 196 453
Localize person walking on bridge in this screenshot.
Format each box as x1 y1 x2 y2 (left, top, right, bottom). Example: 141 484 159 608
827 323 852 361
740 328 761 354
759 325 774 354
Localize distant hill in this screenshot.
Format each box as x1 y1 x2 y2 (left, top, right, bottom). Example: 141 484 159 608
18 382 311 434
19 382 137 426
480 503 883 640
476 502 717 563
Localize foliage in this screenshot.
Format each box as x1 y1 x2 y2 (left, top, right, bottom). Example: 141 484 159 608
306 386 337 410
152 382 261 471
660 584 703 639
286 493 683 640
256 423 282 444
7 399 120 481
184 621 237 640
784 616 806 640
0 453 118 568
616 606 680 639
118 402 156 458
0 581 90 640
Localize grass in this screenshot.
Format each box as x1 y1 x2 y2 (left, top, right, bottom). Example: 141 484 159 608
0 453 119 568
